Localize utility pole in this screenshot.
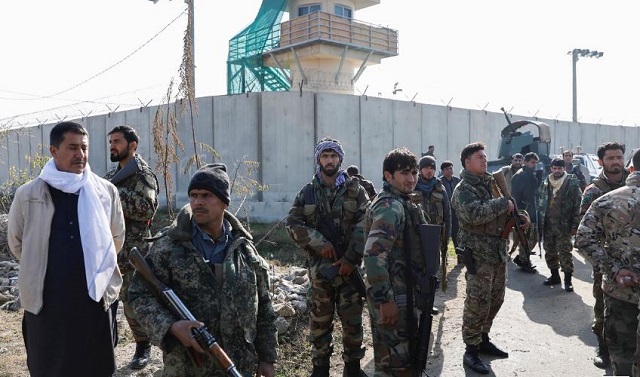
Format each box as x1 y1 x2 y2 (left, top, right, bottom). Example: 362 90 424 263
568 48 603 123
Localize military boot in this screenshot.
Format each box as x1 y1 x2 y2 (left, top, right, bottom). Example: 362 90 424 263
593 335 611 369
479 333 509 358
463 344 490 374
564 272 574 292
519 258 537 274
343 361 368 377
129 341 151 370
543 268 561 285
311 361 330 377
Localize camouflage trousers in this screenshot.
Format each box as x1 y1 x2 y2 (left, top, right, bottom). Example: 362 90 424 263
592 269 604 336
542 232 574 273
308 261 365 365
604 294 639 376
463 261 507 345
120 271 149 342
366 295 419 375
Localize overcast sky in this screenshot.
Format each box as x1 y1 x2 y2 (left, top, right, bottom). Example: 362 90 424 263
1 0 637 127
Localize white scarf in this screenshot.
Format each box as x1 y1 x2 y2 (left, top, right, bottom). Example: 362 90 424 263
549 171 567 197
38 158 117 302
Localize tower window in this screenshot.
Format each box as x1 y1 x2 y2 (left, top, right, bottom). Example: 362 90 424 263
298 4 321 16
335 4 352 19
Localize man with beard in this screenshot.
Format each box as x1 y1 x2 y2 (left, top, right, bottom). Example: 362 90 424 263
498 153 523 193
563 149 588 191
576 147 640 376
578 142 628 369
8 121 125 377
451 142 522 374
415 155 450 301
510 152 540 273
104 125 159 369
538 158 582 291
286 138 370 377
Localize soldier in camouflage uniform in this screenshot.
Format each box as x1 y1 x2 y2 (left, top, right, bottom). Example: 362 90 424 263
347 165 377 199
415 155 450 303
103 125 158 369
129 164 278 377
286 138 369 377
537 158 582 292
563 149 588 191
363 147 427 377
451 142 523 375
576 149 640 376
578 142 629 369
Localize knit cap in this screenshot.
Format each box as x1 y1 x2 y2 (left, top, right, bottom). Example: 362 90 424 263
187 163 230 205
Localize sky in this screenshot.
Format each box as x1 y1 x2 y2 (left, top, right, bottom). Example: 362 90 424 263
1 0 638 128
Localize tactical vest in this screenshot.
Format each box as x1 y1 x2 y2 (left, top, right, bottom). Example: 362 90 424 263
373 191 427 271
301 178 361 245
423 183 446 225
459 180 510 237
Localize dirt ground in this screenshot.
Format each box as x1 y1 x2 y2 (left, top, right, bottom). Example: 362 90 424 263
0 248 615 377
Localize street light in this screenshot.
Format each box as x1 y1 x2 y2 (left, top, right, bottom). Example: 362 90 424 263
568 48 603 123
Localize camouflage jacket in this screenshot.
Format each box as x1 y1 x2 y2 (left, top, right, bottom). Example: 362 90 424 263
104 154 158 269
415 177 451 239
576 172 640 304
351 173 377 200
363 182 428 305
537 173 582 234
286 174 369 268
128 205 277 376
580 169 630 216
566 163 587 191
511 166 540 224
451 169 510 264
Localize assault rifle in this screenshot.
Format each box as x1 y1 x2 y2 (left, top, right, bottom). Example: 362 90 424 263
493 171 535 270
129 247 242 377
110 157 140 186
317 219 367 298
412 223 441 376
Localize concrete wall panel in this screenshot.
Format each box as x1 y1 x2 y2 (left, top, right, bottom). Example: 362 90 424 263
421 105 450 164
568 122 582 153
360 96 393 188
392 100 422 157
316 93 361 169
579 123 598 154
124 106 154 165
261 91 315 203
623 126 639 159
446 107 471 166
552 121 570 156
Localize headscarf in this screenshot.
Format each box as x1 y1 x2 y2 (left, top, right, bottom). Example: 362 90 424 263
314 139 347 188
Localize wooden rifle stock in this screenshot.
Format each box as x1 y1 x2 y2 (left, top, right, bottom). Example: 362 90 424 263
129 247 242 377
492 172 532 255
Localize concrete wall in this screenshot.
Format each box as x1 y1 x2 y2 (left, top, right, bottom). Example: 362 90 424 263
3 92 638 221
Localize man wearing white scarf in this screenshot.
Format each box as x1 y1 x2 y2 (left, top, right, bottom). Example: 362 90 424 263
537 157 582 293
8 121 125 377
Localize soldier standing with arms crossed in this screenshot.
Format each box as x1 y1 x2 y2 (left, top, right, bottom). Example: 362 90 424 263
537 158 582 291
104 125 159 369
578 142 628 369
451 142 524 374
363 147 429 377
286 138 370 377
576 147 640 376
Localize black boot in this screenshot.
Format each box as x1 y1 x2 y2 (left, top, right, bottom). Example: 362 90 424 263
543 268 561 285
463 344 490 374
593 335 611 369
479 332 509 358
129 341 151 370
564 272 574 292
311 364 330 377
519 258 537 274
343 361 368 377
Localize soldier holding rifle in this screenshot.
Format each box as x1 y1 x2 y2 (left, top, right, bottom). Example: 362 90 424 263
129 164 277 377
451 142 529 374
363 147 439 377
104 125 159 370
286 138 370 377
